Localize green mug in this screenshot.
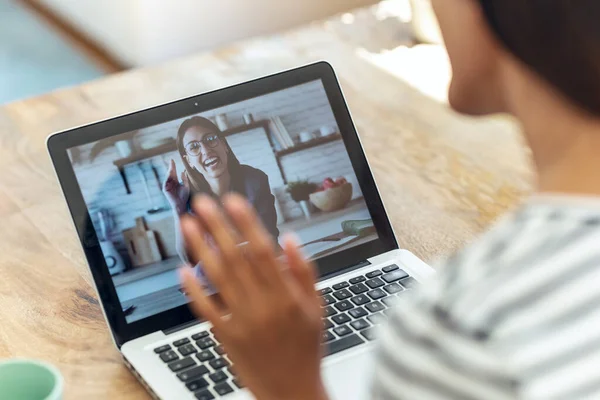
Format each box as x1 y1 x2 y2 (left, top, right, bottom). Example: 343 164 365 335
0 359 63 400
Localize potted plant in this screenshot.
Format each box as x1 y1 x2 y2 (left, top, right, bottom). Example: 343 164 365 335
287 180 318 219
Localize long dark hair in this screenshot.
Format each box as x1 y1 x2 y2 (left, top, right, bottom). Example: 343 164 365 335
176 116 241 195
480 0 600 116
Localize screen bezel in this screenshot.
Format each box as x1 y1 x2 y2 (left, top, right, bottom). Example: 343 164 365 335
47 62 398 347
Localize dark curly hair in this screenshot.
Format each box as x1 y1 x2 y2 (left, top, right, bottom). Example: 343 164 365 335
480 0 600 116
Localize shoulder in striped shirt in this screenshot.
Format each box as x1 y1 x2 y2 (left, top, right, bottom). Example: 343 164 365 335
372 199 600 400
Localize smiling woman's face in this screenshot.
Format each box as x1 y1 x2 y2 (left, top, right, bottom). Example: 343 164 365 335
183 125 229 180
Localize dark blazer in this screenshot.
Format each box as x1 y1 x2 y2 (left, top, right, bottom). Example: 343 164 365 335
187 164 279 240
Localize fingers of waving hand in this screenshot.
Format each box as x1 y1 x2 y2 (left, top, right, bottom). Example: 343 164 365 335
163 160 179 193
180 268 227 333
188 196 262 300
282 234 318 300
180 214 245 308
222 193 284 288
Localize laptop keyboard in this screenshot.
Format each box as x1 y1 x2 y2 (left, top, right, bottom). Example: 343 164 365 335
154 329 238 399
152 264 417 398
318 264 417 357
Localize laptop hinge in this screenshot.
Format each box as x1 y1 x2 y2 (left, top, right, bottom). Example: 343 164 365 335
163 319 201 336
320 259 371 281
164 260 372 335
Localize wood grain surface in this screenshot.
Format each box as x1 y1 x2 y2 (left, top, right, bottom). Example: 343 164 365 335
0 2 534 399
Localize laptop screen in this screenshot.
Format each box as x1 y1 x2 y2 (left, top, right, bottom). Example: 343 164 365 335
67 79 378 323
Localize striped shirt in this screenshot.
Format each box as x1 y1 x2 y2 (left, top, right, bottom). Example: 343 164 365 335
372 196 600 400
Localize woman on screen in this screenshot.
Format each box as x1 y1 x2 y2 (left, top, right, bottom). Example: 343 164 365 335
163 116 279 263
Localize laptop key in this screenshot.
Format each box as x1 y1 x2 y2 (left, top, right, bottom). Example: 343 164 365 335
322 331 335 343
332 313 351 325
177 365 209 382
333 289 352 300
384 283 404 294
334 300 354 312
209 370 228 383
233 378 244 389
400 277 418 288
159 350 179 363
333 325 352 337
179 344 198 356
196 338 216 349
383 308 396 317
366 270 382 278
186 378 209 391
350 318 370 331
333 282 349 290
173 338 190 347
365 301 386 313
321 294 336 306
214 345 225 356
382 269 409 283
382 296 397 307
154 344 171 354
323 318 334 330
351 294 370 306
367 313 386 325
168 357 196 372
349 283 369 295
197 350 215 362
191 331 209 340
209 358 230 370
367 289 387 300
319 287 332 295
323 306 338 317
382 264 400 273
349 307 368 319
194 390 215 400
214 382 234 396
349 276 366 284
324 334 365 356
362 327 377 341
366 278 385 289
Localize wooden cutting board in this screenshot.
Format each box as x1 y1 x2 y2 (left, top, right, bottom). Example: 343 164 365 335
122 217 163 268
146 217 179 258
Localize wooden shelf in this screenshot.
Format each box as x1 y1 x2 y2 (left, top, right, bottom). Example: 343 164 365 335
110 122 339 192
275 133 342 158
112 120 270 169
112 120 271 193
113 140 176 169
220 120 269 137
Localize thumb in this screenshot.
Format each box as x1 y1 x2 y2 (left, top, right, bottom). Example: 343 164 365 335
168 159 177 179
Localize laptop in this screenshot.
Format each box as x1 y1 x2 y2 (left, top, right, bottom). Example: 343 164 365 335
47 62 434 400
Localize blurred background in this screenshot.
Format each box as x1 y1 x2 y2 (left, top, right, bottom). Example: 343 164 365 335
0 0 442 105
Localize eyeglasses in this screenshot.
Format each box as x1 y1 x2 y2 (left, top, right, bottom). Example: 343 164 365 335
184 134 220 156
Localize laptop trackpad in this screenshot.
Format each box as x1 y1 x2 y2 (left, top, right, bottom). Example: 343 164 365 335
322 347 375 400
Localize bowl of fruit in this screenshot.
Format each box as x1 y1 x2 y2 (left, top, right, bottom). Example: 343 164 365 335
309 177 353 212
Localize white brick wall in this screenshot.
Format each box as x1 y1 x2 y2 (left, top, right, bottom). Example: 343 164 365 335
70 80 362 256
198 80 337 140
226 127 284 188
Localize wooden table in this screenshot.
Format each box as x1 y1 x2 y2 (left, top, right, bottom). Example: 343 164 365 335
0 2 534 398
